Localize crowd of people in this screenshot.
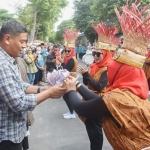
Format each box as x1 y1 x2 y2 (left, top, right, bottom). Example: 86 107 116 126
0 1 150 150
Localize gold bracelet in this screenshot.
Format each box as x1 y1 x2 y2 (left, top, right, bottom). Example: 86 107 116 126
76 83 82 90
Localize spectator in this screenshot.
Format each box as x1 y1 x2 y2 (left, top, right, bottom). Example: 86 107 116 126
35 47 45 86
24 49 38 85
0 20 66 150
46 44 59 73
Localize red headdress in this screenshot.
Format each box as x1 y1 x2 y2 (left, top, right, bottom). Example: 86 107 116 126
105 2 150 99
114 2 150 68
89 23 118 76
92 22 118 51
63 29 78 64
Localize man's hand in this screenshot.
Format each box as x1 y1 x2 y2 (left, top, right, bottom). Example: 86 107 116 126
48 85 66 98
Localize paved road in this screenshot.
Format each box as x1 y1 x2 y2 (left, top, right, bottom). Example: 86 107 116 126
29 59 113 150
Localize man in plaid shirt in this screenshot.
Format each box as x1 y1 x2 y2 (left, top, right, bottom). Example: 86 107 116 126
0 20 66 150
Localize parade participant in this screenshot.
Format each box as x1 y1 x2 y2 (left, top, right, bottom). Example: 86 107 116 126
0 20 66 150
144 44 150 90
77 22 117 150
61 29 78 119
63 2 150 150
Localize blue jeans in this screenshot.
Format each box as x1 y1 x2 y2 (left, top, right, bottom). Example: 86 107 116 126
27 73 35 85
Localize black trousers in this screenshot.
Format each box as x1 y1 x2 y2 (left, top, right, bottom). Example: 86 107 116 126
22 136 29 150
0 140 22 150
85 118 103 150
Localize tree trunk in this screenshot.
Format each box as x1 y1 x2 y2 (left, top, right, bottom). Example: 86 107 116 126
30 4 37 41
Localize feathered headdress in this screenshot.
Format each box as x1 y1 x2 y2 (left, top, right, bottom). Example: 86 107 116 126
92 22 119 51
114 2 150 68
63 29 78 48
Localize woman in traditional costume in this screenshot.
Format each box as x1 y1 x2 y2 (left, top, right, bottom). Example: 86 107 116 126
63 2 150 150
77 23 117 150
61 29 78 119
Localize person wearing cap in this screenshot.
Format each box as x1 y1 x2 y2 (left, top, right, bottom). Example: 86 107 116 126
62 2 150 150
77 22 116 150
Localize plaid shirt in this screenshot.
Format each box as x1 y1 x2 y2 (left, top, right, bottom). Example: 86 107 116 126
0 48 37 143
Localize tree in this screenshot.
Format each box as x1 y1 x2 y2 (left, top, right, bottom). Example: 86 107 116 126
91 0 150 25
28 0 68 41
0 9 13 26
55 19 76 43
16 0 68 41
73 0 97 44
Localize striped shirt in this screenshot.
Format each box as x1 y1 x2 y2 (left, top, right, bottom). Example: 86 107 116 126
0 48 37 143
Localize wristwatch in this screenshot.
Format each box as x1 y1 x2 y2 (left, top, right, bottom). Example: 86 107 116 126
37 87 41 93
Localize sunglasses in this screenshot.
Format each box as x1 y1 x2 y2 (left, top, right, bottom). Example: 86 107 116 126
110 50 115 52
92 51 103 57
65 50 71 53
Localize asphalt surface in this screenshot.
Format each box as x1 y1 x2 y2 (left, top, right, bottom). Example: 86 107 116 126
29 59 113 150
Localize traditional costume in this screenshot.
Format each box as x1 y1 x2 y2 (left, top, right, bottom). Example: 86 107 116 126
63 2 150 150
79 23 118 150
62 29 78 119
62 29 78 77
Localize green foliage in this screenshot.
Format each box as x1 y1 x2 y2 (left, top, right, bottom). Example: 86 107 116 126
91 0 150 25
55 19 76 43
16 0 68 41
48 31 56 43
73 0 150 44
16 5 33 32
0 9 14 26
73 0 97 44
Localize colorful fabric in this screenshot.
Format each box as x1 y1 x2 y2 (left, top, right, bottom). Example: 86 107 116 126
103 89 150 150
63 47 75 64
106 60 148 99
90 50 112 76
0 48 37 143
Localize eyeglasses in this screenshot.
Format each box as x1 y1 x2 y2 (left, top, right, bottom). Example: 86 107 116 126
92 51 103 57
65 50 71 53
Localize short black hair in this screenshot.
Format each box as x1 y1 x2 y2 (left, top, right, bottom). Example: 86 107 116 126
53 44 59 49
0 20 27 41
